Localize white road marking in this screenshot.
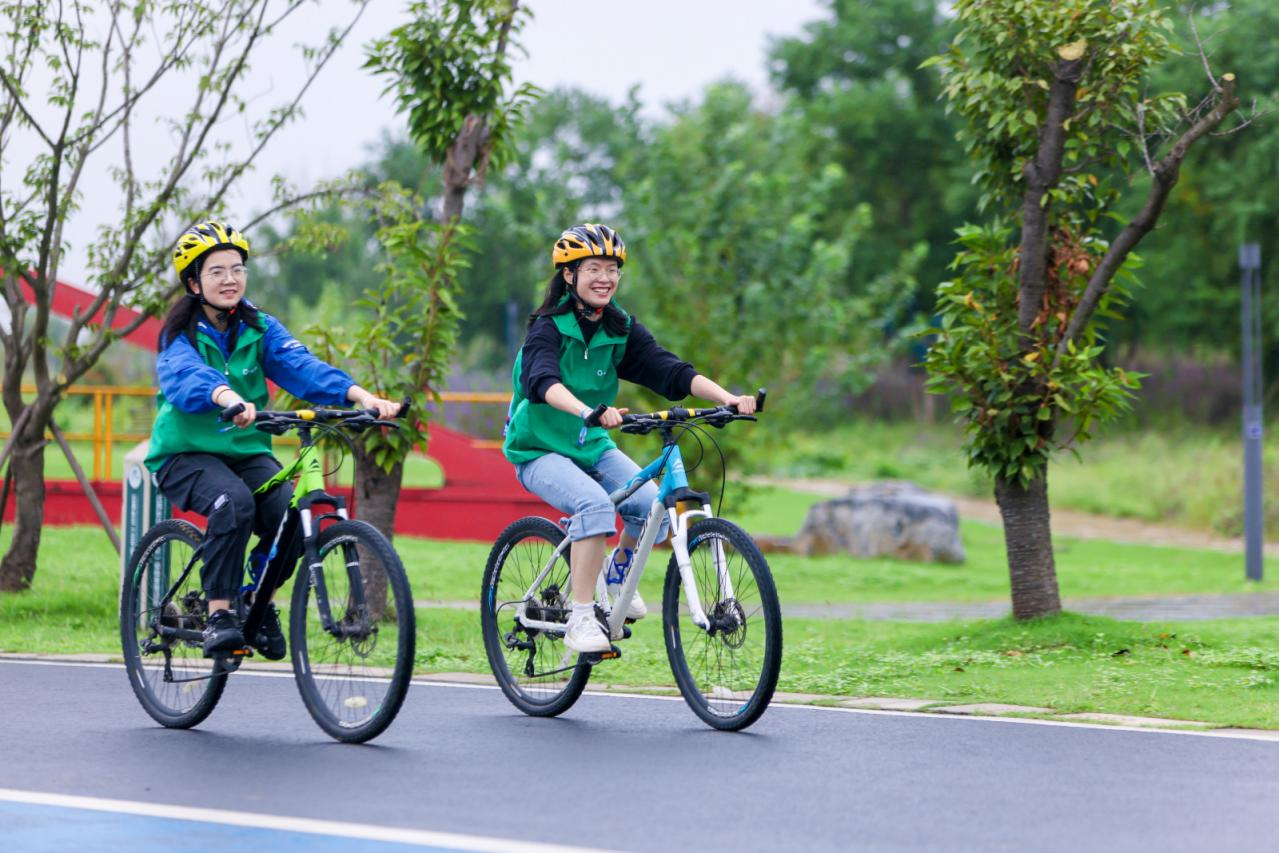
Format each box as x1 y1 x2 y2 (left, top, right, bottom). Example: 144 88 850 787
0 788 614 853
3 657 1278 742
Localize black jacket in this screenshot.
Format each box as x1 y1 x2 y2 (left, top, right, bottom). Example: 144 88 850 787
519 313 697 404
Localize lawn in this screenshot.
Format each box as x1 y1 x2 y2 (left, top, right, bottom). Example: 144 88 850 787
5 520 1279 728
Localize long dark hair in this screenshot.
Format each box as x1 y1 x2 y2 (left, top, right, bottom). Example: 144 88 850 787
159 258 262 351
528 264 629 337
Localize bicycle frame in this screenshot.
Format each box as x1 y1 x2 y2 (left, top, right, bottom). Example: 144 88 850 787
514 437 735 639
140 422 354 670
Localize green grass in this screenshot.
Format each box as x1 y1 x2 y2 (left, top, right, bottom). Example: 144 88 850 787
750 419 1279 538
6 525 1279 728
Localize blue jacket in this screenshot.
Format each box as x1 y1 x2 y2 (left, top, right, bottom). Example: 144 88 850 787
155 313 355 415
146 310 355 471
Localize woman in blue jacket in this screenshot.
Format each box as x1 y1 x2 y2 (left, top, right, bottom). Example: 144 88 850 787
147 221 398 658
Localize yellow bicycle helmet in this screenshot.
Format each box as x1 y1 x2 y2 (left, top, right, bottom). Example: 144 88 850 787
173 220 250 281
552 223 626 268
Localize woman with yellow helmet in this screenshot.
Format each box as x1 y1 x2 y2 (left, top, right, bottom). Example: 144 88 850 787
503 223 756 653
147 221 399 658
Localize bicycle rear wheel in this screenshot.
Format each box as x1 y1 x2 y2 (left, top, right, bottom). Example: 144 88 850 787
481 516 590 717
290 520 415 743
663 517 782 731
120 519 229 728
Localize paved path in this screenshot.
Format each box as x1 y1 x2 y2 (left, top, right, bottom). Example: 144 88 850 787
420 591 1279 623
783 590 1279 622
2 660 1277 852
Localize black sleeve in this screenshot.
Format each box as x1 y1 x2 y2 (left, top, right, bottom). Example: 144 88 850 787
520 316 564 404
618 320 697 402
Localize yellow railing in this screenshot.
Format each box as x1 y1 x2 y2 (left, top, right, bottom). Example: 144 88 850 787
3 385 512 480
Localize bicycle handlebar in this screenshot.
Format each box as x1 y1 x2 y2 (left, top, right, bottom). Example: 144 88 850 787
588 388 767 433
218 396 411 428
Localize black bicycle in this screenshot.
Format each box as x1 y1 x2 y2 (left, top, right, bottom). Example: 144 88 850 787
120 403 415 743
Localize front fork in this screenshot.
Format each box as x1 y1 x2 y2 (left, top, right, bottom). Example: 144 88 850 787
298 500 351 633
666 502 733 632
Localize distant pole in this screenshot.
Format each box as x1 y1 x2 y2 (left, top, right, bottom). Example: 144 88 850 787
1240 242 1263 581
505 299 521 359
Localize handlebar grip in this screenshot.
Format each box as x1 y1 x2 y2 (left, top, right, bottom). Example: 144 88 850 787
584 403 609 427
756 388 767 413
393 396 412 419
218 402 246 422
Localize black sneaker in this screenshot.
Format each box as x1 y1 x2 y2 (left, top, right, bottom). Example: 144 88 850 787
203 608 245 657
252 603 287 661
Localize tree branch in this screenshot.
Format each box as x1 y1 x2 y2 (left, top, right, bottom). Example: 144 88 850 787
1059 75 1241 353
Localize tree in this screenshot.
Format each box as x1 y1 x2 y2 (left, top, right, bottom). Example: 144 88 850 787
310 0 535 540
258 88 642 369
1117 1 1279 382
624 82 906 428
768 0 971 314
0 0 369 590
924 0 1244 619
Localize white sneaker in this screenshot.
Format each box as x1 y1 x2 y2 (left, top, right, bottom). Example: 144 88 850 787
563 611 611 653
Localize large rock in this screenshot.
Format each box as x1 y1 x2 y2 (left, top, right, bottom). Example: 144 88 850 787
793 482 965 564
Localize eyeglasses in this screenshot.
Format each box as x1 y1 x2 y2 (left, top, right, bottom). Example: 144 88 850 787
203 264 248 283
579 265 622 280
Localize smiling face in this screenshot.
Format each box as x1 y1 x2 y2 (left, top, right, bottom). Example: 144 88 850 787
565 257 622 311
191 247 247 310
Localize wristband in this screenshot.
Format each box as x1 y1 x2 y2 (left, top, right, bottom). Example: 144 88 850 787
579 406 593 421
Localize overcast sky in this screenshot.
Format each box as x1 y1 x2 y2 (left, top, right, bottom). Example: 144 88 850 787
25 0 826 286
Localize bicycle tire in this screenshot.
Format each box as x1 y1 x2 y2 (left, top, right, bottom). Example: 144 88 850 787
120 519 229 729
290 519 415 743
481 516 590 717
662 517 782 731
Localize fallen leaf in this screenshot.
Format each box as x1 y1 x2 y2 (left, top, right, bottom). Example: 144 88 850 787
1182 648 1196 658
1112 648 1131 657
1005 649 1023 657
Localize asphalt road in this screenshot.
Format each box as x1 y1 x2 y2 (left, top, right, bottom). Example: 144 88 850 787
2 660 1276 852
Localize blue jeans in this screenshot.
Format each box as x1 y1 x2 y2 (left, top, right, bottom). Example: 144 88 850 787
516 449 668 543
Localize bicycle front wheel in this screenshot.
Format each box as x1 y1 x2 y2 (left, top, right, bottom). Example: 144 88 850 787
120 519 229 729
663 517 782 731
290 520 415 743
481 516 590 717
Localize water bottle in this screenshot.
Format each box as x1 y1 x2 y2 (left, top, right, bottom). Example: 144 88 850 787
240 540 277 600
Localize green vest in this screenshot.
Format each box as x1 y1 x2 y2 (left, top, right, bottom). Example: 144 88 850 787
503 307 631 467
145 323 272 472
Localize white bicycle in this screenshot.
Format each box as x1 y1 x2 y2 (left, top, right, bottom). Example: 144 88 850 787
480 392 782 731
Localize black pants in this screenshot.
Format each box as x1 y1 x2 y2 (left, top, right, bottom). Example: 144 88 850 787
155 453 296 601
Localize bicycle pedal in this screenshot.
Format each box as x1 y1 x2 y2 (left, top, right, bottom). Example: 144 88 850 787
582 645 622 664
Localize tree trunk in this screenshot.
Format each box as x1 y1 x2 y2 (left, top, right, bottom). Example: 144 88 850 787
0 412 48 591
994 469 1061 620
352 445 404 621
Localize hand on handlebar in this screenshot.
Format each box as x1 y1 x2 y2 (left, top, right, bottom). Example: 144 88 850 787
582 404 629 429
724 394 756 416
599 406 629 428
351 390 402 420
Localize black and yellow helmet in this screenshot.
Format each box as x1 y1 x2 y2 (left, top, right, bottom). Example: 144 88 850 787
173 220 250 281
553 223 626 268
